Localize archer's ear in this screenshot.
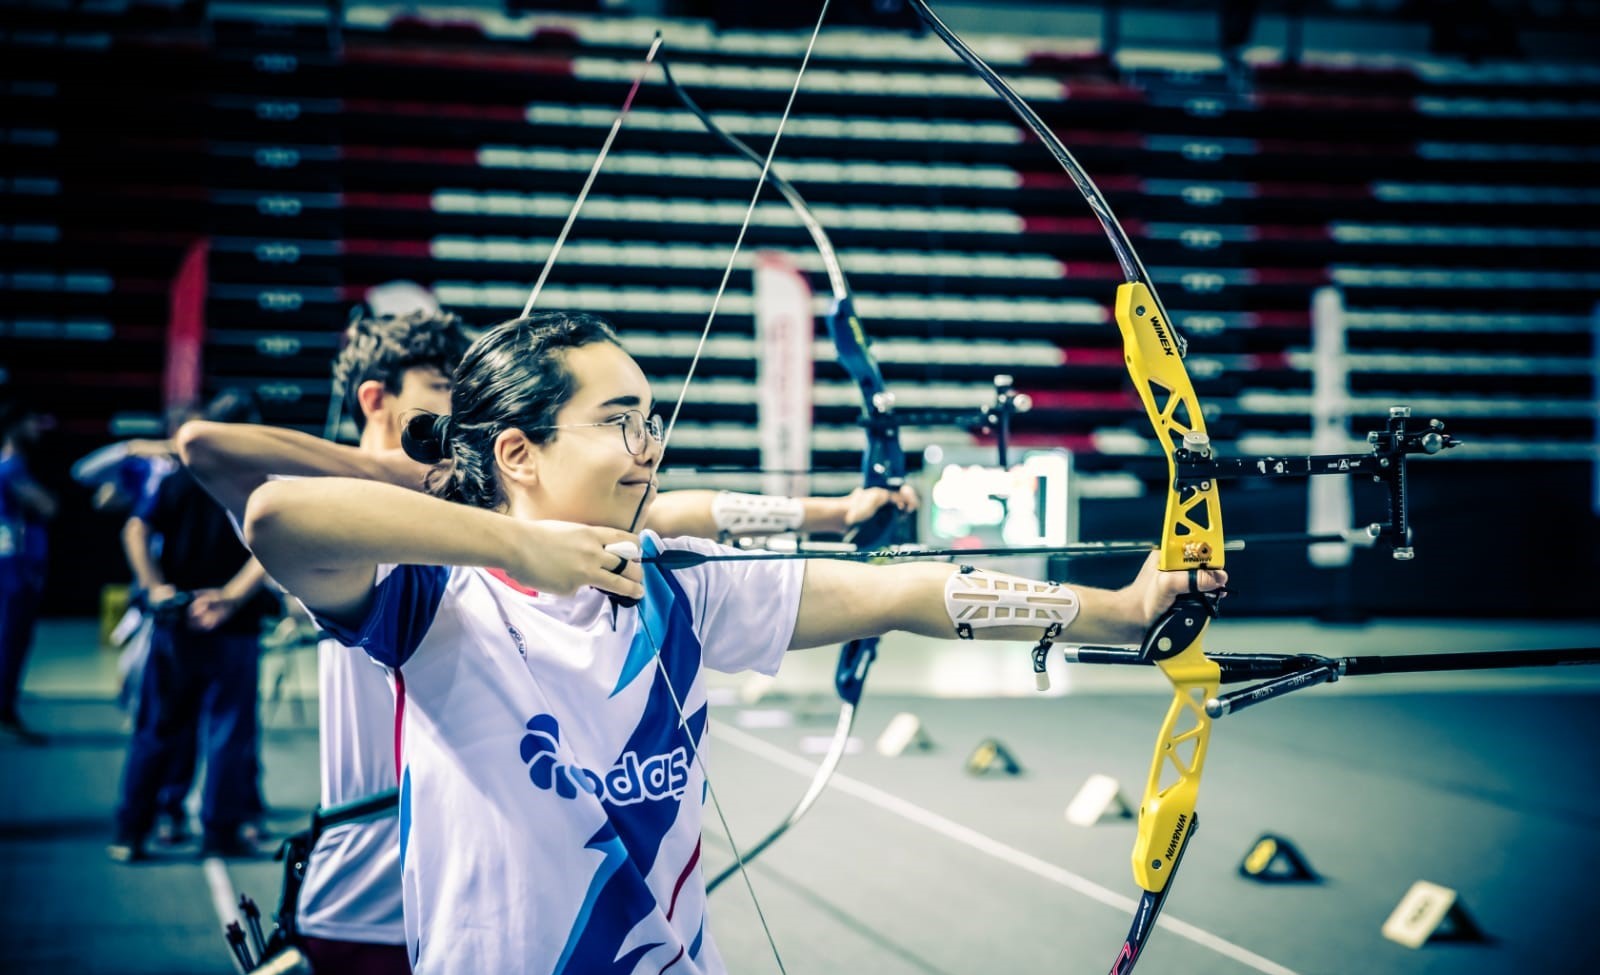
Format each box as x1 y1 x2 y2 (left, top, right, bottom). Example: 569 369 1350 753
494 427 539 492
354 380 388 424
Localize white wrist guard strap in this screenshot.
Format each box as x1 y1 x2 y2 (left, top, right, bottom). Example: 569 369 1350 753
945 566 1082 692
711 491 806 537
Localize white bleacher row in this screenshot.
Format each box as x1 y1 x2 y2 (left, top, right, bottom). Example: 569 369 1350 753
566 53 1600 121
433 190 1026 235
1237 391 1593 420
1327 224 1600 248
428 238 1069 281
524 103 1600 168
648 378 1007 412
623 333 1066 371
338 3 1600 89
526 104 1027 148
187 92 1600 173
1330 266 1600 291
0 269 113 294
425 248 1600 296
477 146 1022 190
1343 310 1593 334
429 282 1600 336
424 238 1600 285
473 146 1600 206
1282 351 1592 376
0 318 116 341
1371 183 1600 204
1416 96 1600 119
341 4 1092 69
431 281 1111 326
0 223 59 245
430 191 1600 252
1415 142 1600 163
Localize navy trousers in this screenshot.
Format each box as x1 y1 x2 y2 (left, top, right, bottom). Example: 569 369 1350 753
0 577 41 721
115 621 260 840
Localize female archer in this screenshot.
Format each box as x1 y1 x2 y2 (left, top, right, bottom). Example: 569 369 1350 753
243 310 1225 975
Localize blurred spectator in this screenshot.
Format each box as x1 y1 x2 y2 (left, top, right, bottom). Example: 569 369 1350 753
110 391 277 861
0 398 57 743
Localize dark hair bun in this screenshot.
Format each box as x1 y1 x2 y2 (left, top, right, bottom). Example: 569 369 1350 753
402 411 452 464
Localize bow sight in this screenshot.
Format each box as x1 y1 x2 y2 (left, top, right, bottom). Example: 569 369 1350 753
1175 405 1459 561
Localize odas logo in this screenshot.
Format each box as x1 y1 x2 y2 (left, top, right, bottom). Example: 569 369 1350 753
519 714 689 806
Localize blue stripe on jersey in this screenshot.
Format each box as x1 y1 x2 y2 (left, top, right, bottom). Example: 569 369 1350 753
316 564 450 667
398 765 411 868
552 822 631 975
556 558 709 973
689 916 704 960
610 534 671 698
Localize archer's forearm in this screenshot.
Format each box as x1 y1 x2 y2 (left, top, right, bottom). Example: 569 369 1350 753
645 489 846 538
220 558 268 602
122 518 165 591
797 496 851 534
179 420 428 521
244 477 520 575
642 490 719 537
792 560 1143 649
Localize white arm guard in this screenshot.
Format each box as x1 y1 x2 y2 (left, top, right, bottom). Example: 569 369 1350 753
710 491 807 537
944 567 1080 638
944 566 1082 692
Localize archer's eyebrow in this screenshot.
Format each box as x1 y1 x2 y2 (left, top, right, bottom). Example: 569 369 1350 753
597 395 645 410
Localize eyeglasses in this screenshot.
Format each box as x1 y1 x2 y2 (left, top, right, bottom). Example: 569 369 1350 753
534 409 664 456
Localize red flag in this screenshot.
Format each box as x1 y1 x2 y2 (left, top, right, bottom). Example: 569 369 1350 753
163 238 209 410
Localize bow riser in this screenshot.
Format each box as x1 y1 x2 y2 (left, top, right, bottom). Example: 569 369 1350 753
1115 279 1227 894
826 296 908 548
1115 282 1225 572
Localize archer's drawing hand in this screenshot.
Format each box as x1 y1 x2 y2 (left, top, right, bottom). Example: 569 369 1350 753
509 521 645 601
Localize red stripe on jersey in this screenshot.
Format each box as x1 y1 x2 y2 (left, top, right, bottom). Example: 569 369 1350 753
487 568 540 597
666 838 702 921
393 669 406 780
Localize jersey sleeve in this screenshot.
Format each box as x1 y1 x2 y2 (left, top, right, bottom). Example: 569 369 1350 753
649 533 804 676
309 563 453 668
132 465 177 531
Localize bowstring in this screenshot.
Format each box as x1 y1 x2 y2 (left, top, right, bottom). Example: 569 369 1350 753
522 34 665 318
626 4 837 971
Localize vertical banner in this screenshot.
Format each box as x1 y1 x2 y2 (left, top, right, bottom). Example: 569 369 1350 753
753 252 813 500
1308 286 1353 568
164 238 210 412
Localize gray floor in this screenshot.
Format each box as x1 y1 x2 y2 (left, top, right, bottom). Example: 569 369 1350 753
2 619 1598 974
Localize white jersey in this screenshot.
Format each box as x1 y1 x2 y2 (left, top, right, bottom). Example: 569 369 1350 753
295 638 404 943
314 532 805 975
